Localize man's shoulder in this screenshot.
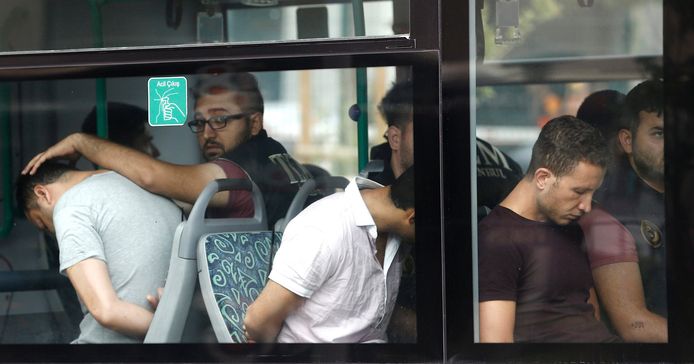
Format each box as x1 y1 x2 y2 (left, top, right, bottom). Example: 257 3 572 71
290 192 349 226
58 172 117 204
596 162 664 218
225 130 288 161
479 207 515 229
478 209 514 249
283 193 352 241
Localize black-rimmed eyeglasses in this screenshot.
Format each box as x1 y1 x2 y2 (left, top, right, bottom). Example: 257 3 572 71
187 112 249 133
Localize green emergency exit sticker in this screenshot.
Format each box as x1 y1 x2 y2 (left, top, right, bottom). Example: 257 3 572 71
148 77 188 126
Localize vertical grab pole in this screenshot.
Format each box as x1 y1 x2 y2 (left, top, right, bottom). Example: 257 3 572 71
0 84 12 237
352 0 368 171
90 0 108 139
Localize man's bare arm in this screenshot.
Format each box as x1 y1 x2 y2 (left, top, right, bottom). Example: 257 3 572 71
23 133 230 207
479 300 516 343
593 262 667 342
243 280 304 343
66 258 156 338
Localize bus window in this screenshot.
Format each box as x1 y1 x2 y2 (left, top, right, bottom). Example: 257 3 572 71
1 65 431 346
472 0 666 344
0 0 407 54
480 0 662 61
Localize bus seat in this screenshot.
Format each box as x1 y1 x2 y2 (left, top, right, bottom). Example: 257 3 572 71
274 175 349 233
197 176 347 342
197 230 281 343
359 159 385 178
302 163 330 179
193 179 270 343
144 178 266 343
478 205 492 220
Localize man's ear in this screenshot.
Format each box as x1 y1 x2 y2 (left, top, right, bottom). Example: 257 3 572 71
249 112 263 136
33 185 52 205
618 129 633 155
534 168 554 190
406 208 415 226
387 125 402 151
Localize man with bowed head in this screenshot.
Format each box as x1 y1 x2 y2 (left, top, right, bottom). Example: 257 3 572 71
244 167 415 343
478 116 619 343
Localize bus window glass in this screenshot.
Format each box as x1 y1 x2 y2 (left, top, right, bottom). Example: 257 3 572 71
480 0 662 61
0 1 407 54
0 66 421 345
474 0 666 344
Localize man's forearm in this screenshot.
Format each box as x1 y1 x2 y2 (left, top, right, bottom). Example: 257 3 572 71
71 133 227 206
97 299 154 338
243 308 283 343
243 280 304 343
616 311 667 343
592 262 667 343
73 133 160 189
24 132 229 206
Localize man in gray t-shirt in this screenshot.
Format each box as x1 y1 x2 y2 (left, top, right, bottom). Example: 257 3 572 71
16 162 181 343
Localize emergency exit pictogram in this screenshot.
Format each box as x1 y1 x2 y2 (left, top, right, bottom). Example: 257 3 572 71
148 77 188 126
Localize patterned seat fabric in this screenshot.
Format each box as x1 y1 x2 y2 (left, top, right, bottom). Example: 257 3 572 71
202 231 282 342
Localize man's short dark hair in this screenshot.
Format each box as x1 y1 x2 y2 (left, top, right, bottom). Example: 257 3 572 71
526 115 608 178
82 102 148 147
193 72 264 115
576 89 626 140
378 80 412 130
15 162 76 211
390 166 414 210
624 79 663 134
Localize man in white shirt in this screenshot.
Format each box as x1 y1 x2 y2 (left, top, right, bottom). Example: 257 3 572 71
244 167 415 343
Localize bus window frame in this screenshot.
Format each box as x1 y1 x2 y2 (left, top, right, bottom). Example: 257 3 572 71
441 0 694 362
0 43 444 362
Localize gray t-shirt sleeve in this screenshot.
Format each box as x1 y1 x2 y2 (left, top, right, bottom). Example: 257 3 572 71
54 204 106 275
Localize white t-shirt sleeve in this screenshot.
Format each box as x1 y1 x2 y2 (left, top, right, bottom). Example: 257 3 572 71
54 205 106 275
269 222 337 299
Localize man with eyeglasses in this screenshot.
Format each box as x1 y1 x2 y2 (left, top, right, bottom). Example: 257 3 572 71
23 72 305 227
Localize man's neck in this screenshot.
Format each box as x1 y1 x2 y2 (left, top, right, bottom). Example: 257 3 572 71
47 170 101 205
62 170 105 191
360 188 393 267
627 156 665 193
390 153 404 179
499 179 545 222
360 187 390 231
374 234 388 267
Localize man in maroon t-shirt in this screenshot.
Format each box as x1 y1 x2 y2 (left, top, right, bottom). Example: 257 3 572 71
478 116 619 343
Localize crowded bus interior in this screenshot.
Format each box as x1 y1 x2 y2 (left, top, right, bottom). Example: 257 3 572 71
1 0 694 362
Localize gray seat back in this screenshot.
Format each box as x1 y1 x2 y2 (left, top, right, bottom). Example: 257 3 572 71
274 176 349 233
198 176 348 342
192 179 273 343
145 178 265 343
